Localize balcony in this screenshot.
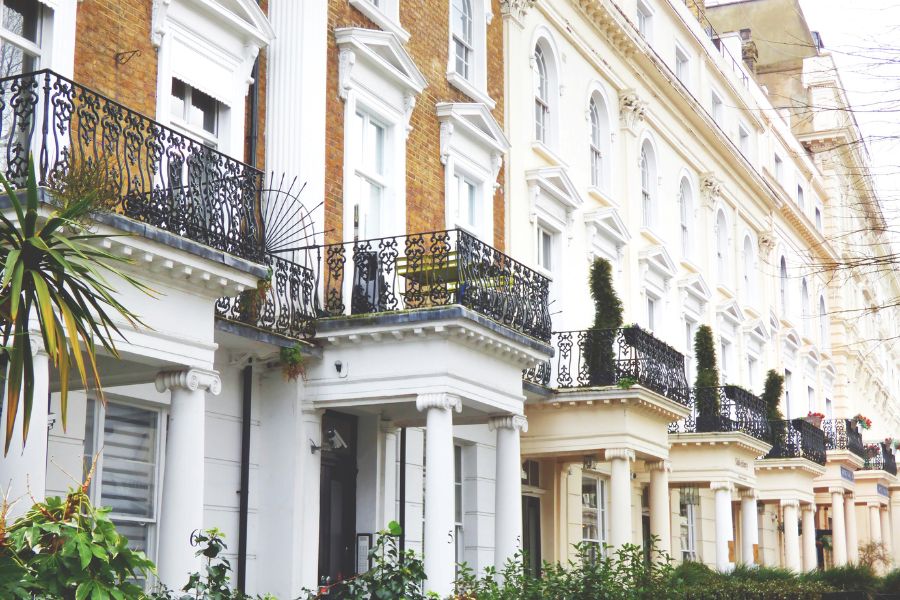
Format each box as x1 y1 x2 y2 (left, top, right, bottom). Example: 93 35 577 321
764 419 827 466
318 229 551 341
523 327 689 405
823 418 866 461
0 70 263 262
669 385 770 443
863 442 898 476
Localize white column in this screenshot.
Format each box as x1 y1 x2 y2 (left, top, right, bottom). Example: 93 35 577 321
869 503 883 545
712 482 735 572
881 506 893 559
782 499 801 572
802 504 817 572
300 408 323 589
740 489 759 566
489 414 528 570
891 490 900 566
846 493 859 563
417 393 461 597
380 422 399 526
648 460 671 558
155 368 221 589
829 488 847 567
0 343 49 518
607 448 635 550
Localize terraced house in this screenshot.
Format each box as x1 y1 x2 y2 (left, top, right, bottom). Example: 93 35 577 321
0 0 897 597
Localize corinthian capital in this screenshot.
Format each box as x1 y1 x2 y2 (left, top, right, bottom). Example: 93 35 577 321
500 0 536 25
155 368 221 395
416 392 462 413
488 414 528 432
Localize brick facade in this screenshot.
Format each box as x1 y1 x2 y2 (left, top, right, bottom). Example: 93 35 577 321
73 0 158 118
324 0 506 249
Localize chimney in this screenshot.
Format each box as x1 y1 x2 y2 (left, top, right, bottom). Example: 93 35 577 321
740 28 758 74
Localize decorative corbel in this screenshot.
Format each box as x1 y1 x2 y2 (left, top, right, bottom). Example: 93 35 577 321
700 172 723 207
491 152 503 189
500 0 537 27
150 0 172 48
757 230 776 261
618 89 646 133
403 93 417 136
439 121 454 166
338 48 356 101
528 182 539 223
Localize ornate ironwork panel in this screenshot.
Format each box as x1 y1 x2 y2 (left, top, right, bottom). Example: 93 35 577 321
0 70 264 261
764 419 826 465
863 441 898 476
823 418 866 460
540 327 689 405
668 386 770 442
319 229 552 341
216 253 317 340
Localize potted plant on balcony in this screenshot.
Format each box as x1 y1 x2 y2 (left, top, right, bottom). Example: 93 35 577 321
761 369 785 448
694 325 720 433
853 414 872 431
805 411 826 429
584 258 622 387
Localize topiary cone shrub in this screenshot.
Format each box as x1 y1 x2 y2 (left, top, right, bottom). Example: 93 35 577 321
761 369 786 449
584 258 623 386
694 325 721 432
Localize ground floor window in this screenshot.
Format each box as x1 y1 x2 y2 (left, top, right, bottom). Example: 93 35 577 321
83 398 163 584
454 444 464 567
582 474 608 557
680 487 699 562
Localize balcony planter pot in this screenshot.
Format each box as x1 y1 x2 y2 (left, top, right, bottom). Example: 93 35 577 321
804 415 824 429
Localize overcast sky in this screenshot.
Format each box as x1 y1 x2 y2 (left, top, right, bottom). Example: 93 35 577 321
799 0 900 230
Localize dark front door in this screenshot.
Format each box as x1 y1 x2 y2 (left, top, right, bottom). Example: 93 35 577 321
522 495 542 575
318 411 358 586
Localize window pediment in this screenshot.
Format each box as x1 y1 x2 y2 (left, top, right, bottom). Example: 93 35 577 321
678 273 711 304
584 208 629 248
638 245 676 281
526 166 584 212
717 300 745 326
335 28 427 100
743 318 769 343
436 102 509 162
782 328 801 353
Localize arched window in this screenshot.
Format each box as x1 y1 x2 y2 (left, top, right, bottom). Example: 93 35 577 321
779 256 788 314
534 44 550 143
819 295 828 348
451 0 474 80
589 99 602 187
640 140 656 228
742 235 754 303
801 278 810 335
679 178 691 257
716 210 728 283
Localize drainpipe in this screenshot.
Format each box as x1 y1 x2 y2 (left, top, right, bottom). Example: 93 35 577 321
237 362 253 593
399 427 407 553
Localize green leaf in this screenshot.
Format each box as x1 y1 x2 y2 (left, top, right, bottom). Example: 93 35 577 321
78 539 93 569
75 581 93 600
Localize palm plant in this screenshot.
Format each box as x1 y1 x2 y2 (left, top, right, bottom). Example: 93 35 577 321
0 156 151 453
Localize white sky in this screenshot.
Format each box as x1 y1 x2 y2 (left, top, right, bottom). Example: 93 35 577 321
799 0 900 231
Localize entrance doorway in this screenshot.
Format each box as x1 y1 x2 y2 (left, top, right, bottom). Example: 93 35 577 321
318 411 358 586
522 495 541 575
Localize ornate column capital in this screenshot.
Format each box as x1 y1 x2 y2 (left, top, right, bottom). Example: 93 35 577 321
781 498 801 509
647 459 671 473
802 503 817 514
488 414 528 433
868 501 883 509
740 488 759 500
416 393 462 413
711 481 734 493
829 486 847 495
605 448 635 462
499 0 536 26
155 368 221 395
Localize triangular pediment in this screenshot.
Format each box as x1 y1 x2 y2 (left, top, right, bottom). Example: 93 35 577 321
335 28 427 94
743 317 769 341
717 299 745 324
214 0 275 40
782 328 802 351
639 245 676 280
526 166 584 211
584 207 630 247
677 273 711 303
435 103 509 154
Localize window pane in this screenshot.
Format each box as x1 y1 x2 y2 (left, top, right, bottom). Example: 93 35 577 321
3 0 40 43
189 87 218 135
170 79 187 122
0 41 36 78
100 403 158 518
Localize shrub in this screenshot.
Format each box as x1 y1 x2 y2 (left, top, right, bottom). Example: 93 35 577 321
761 370 785 422
805 564 879 593
584 258 623 386
693 325 720 432
880 567 900 593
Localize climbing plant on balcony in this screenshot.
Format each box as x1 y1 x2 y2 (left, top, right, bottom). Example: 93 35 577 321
693 325 720 432
585 258 623 386
0 156 152 453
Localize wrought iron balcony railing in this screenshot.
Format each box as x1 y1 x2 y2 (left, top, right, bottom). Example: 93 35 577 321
823 418 866 461
863 442 898 476
763 419 827 466
668 385 770 442
216 252 317 340
319 229 552 341
0 70 264 262
522 327 689 405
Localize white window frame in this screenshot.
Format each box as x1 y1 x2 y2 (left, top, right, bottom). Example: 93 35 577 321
774 154 784 183
784 368 793 417
674 44 690 87
534 44 551 144
738 124 750 156
169 79 222 149
536 223 554 273
796 183 805 211
679 178 692 258
446 0 493 107
84 398 165 569
720 338 732 383
454 444 465 567
582 474 609 556
589 98 603 188
348 0 409 42
711 91 724 126
779 256 789 315
818 295 828 350
747 354 758 391
800 278 810 337
814 206 823 231
715 210 729 284
0 0 45 77
640 145 656 229
351 107 393 240
684 318 697 383
636 0 653 41
741 234 755 305
680 487 699 562
647 294 658 333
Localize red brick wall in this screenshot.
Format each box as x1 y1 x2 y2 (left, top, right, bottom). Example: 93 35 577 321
73 0 158 118
324 0 506 249
245 0 269 170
